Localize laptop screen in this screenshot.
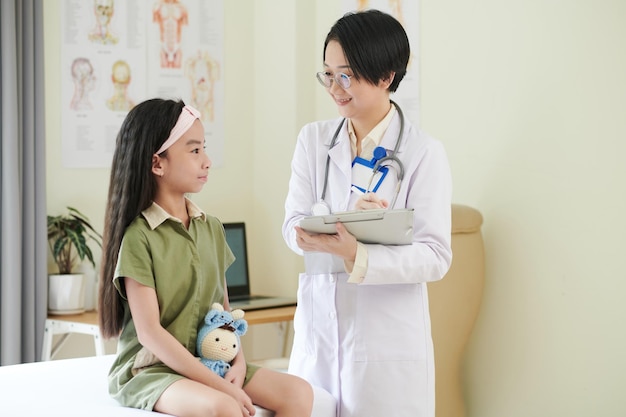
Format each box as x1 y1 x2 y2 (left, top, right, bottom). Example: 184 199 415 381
222 222 250 298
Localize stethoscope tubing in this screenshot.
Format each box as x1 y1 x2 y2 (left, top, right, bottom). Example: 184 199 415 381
318 101 405 212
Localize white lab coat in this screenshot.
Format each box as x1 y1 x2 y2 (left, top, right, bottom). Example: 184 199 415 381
282 111 452 417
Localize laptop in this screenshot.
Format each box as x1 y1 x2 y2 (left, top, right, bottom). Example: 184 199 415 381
223 222 297 311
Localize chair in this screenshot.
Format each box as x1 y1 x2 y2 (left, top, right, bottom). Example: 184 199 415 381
429 204 485 417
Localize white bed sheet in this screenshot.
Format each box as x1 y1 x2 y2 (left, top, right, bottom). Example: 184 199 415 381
0 355 335 417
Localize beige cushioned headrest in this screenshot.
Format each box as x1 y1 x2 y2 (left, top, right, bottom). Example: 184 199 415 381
451 204 483 234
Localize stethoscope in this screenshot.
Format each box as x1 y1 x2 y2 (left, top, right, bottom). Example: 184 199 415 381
311 100 406 216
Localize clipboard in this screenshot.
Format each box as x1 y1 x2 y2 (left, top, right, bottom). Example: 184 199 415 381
299 208 414 245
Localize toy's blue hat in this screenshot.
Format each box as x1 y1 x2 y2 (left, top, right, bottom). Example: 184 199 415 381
197 303 247 354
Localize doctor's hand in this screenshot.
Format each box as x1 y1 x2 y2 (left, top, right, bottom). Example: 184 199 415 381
295 223 358 262
355 192 389 210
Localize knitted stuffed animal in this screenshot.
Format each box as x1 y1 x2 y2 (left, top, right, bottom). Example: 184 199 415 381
132 302 248 377
196 302 248 377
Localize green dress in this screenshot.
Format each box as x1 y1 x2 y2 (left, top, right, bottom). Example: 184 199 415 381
108 201 248 410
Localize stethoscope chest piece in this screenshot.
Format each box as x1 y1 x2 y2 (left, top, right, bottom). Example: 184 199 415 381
311 200 331 216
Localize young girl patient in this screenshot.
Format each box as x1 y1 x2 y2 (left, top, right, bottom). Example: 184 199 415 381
98 98 313 417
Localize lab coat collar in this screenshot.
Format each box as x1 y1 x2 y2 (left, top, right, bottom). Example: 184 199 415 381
378 110 409 155
326 120 353 202
327 123 353 172
323 117 346 147
326 109 409 156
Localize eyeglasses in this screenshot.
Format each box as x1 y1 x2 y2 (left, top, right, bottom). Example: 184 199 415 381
316 71 352 90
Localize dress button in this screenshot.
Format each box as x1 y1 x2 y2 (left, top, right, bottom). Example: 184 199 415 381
329 276 336 283
329 312 336 320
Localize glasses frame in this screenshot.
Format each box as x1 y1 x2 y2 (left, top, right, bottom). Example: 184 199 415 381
316 71 353 90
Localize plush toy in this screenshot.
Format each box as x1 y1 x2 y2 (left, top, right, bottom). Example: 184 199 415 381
132 302 247 377
196 302 248 378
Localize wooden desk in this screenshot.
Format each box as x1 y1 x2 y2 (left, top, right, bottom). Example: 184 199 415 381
244 305 296 325
43 305 296 361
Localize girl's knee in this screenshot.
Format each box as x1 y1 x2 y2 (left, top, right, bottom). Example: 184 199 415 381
294 375 314 399
246 369 313 416
200 393 240 417
281 375 314 416
156 383 241 417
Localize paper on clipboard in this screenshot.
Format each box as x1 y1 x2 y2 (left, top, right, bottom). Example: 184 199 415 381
299 208 414 245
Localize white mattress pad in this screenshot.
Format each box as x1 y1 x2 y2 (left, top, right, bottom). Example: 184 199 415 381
0 355 335 417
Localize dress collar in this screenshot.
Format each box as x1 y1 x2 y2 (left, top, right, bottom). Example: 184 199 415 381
142 197 206 230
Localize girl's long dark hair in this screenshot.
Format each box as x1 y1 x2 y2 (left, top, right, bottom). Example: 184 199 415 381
98 98 185 338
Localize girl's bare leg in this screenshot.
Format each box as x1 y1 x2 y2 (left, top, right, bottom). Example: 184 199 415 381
244 367 314 417
154 378 241 417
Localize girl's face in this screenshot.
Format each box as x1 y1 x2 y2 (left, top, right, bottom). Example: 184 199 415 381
322 40 391 123
158 119 211 195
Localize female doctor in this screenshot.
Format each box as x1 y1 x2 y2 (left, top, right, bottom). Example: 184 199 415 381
282 10 452 417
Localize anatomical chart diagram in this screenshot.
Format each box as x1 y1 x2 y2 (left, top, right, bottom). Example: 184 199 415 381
153 0 188 69
184 50 220 123
61 0 224 168
69 57 97 111
88 0 118 45
150 0 222 126
106 60 136 112
148 0 224 163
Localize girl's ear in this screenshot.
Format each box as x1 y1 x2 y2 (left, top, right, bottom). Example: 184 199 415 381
152 154 164 177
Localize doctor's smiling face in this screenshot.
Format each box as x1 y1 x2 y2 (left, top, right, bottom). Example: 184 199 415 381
322 40 393 126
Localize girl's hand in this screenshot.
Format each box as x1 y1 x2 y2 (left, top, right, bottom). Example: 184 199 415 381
355 192 389 210
225 385 256 416
224 357 246 388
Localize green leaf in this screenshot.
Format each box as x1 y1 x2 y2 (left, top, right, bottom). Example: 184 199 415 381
47 206 103 273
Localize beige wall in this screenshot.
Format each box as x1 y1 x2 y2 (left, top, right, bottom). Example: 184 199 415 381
419 2 626 416
44 1 626 416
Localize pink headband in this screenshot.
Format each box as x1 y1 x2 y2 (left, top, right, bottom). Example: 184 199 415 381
156 105 202 154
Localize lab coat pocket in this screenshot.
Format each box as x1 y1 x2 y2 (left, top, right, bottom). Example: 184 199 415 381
354 283 425 362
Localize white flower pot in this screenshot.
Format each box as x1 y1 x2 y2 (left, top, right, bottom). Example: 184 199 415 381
48 274 85 315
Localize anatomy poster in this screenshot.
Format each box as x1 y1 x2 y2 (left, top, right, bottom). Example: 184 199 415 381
342 0 419 124
61 0 224 168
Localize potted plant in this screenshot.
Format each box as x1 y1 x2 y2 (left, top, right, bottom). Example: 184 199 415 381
47 207 102 314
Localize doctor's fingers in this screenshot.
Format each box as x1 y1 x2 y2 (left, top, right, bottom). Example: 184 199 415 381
301 224 357 258
333 223 358 260
297 233 327 252
296 225 355 256
297 231 338 253
355 192 389 210
295 227 320 251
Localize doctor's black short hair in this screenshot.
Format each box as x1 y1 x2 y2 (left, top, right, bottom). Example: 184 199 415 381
323 9 410 93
